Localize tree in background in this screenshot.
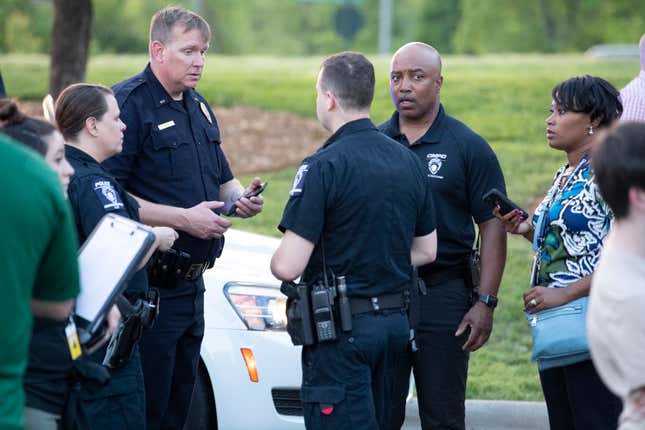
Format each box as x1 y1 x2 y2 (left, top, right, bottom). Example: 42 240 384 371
49 0 92 98
1 0 644 62
453 0 645 54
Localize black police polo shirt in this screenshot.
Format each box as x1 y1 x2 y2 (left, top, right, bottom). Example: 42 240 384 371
103 64 233 263
66 145 148 295
279 119 436 298
379 105 506 270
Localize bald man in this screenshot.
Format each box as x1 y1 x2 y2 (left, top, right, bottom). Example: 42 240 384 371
378 42 507 430
620 34 645 123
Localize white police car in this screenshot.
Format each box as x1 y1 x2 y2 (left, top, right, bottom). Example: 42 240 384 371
185 229 305 429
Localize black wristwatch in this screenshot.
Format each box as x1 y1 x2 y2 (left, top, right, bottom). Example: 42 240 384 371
477 294 498 309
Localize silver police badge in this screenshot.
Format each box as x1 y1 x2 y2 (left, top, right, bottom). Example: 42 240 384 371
426 153 447 178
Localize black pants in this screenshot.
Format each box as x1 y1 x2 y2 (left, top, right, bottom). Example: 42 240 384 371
389 277 472 430
539 359 622 430
140 279 205 430
81 348 146 430
302 311 409 430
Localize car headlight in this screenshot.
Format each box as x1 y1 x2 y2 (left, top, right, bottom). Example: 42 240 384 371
224 283 287 331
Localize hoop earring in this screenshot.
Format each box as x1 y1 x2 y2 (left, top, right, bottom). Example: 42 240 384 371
587 125 594 135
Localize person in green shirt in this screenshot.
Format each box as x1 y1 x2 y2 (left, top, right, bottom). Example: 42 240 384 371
0 133 80 430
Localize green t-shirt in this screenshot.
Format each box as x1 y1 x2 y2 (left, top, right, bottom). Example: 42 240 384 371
0 135 80 430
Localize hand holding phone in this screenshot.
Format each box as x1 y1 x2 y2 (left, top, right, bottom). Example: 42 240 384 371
224 181 268 216
483 188 528 219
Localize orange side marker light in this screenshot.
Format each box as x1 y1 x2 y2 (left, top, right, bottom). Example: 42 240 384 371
241 348 259 383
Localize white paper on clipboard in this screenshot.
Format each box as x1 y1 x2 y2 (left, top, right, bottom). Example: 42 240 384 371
75 213 155 338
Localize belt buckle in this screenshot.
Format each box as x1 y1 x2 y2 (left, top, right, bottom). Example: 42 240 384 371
185 263 205 281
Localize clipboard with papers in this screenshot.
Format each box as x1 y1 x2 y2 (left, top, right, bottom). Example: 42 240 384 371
75 213 155 345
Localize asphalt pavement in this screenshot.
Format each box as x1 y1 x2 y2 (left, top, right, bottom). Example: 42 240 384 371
402 398 549 430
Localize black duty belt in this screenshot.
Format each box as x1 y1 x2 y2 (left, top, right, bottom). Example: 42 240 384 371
420 264 467 286
148 249 214 283
349 292 407 316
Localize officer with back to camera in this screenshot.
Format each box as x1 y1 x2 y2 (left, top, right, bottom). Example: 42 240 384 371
271 51 438 430
103 6 264 429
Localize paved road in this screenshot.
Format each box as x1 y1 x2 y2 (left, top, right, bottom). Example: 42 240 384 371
402 399 549 430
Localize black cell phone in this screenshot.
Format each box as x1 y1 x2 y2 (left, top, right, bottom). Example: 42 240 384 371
224 181 268 216
482 188 528 219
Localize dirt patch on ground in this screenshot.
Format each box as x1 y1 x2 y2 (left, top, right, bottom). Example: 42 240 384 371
16 101 329 174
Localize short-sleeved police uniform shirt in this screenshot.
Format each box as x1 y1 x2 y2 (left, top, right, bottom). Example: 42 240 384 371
279 119 436 298
379 105 506 271
67 145 148 295
103 64 234 264
0 136 79 430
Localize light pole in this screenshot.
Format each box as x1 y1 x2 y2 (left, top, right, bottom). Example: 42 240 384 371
378 0 392 55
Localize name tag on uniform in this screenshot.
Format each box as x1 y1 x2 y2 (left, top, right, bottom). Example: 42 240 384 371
157 120 176 131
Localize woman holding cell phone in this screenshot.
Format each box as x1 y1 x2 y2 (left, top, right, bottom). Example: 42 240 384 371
493 75 623 430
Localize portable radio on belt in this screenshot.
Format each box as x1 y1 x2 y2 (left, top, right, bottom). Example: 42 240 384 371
310 283 337 342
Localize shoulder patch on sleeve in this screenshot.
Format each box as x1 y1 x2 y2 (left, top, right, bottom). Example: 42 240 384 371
290 164 309 196
93 180 125 210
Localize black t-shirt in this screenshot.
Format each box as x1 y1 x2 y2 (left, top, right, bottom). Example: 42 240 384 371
379 105 506 271
279 119 436 298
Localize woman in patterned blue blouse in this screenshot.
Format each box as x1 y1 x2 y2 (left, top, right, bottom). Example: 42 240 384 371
494 76 623 430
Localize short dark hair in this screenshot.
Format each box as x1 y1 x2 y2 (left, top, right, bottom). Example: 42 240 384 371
552 75 623 128
0 98 53 155
593 123 645 220
320 52 375 111
55 83 113 141
150 6 211 44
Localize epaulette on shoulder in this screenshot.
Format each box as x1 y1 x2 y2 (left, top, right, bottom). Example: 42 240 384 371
113 74 146 106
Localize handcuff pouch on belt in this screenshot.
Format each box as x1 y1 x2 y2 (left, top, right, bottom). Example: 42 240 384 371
102 289 160 368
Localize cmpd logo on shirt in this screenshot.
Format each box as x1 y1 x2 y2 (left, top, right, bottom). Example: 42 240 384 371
426 153 447 179
94 180 124 210
290 164 309 196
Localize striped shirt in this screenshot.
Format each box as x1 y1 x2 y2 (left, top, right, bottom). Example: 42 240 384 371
620 70 645 123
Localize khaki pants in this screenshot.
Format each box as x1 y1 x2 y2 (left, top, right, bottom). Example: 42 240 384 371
24 406 60 430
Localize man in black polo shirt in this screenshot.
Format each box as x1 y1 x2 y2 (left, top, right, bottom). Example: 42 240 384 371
379 42 507 430
271 51 438 430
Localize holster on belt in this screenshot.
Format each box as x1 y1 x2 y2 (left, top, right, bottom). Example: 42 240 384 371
102 290 160 369
281 281 316 346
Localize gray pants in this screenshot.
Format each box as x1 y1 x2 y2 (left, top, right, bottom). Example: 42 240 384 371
24 407 60 430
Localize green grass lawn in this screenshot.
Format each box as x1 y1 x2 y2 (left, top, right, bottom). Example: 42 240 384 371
2 53 638 401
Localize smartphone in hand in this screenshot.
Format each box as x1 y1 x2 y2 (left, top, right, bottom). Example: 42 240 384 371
483 188 528 219
223 181 268 216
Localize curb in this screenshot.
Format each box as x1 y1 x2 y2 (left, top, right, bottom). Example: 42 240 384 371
403 399 549 430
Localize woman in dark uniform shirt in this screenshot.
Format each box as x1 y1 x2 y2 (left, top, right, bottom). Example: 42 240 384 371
55 83 177 430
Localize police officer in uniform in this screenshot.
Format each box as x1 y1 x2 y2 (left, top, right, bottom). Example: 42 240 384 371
379 42 507 430
271 52 438 430
55 83 178 429
103 7 264 429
